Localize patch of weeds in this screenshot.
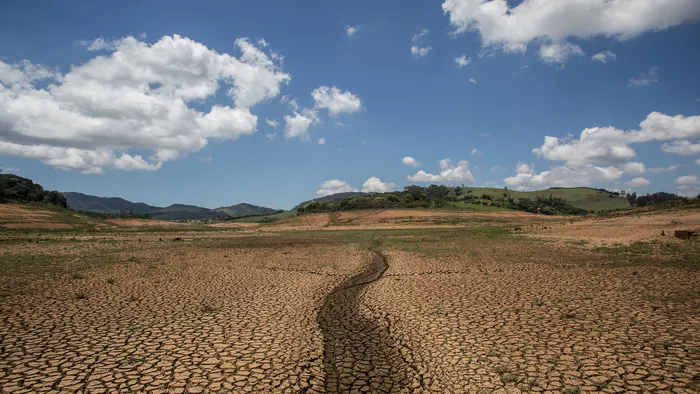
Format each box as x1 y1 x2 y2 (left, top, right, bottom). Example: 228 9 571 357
533 297 545 306
201 304 217 313
563 387 581 394
595 240 700 269
147 264 157 269
20 320 29 329
128 295 138 302
583 295 593 300
74 292 87 300
434 303 443 314
486 350 500 357
485 226 507 239
614 313 621 321
71 273 86 279
494 366 510 374
107 278 116 284
563 312 577 319
594 381 609 391
500 372 519 384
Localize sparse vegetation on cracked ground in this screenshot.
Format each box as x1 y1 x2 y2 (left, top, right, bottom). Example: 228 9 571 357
1 208 698 393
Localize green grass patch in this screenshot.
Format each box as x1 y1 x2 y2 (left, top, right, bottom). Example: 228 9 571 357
450 201 510 211
595 240 700 268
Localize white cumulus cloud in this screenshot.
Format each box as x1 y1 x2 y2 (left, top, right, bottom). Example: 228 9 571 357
675 175 699 185
622 162 646 175
0 35 290 173
408 158 474 184
538 42 584 64
648 164 679 173
454 55 471 67
469 78 477 84
284 109 319 140
345 25 359 37
592 50 617 64
318 137 326 145
533 112 700 166
504 164 623 190
471 148 482 156
625 177 650 187
312 86 362 116
442 0 700 56
362 177 396 193
516 162 535 175
265 118 279 128
316 179 358 197
661 140 700 156
402 156 420 167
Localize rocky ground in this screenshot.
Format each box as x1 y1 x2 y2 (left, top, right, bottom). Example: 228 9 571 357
1 212 699 393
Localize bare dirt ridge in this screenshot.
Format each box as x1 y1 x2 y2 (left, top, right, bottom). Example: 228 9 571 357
318 242 419 393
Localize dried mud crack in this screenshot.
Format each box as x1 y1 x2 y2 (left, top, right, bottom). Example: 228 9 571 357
318 244 416 393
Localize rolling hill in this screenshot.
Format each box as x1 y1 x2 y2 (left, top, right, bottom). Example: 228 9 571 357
64 193 279 221
293 192 369 210
459 187 630 211
64 192 159 214
215 203 279 218
296 186 630 215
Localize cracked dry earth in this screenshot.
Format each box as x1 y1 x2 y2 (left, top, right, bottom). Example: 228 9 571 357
1 226 699 393
1 239 366 393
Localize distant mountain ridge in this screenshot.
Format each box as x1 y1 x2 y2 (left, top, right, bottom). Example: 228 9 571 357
64 192 278 221
63 192 159 214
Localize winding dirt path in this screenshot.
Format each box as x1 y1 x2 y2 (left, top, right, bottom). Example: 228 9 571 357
317 245 413 393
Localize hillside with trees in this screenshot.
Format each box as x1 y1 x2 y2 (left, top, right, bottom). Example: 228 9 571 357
0 173 68 208
296 185 620 216
293 192 368 210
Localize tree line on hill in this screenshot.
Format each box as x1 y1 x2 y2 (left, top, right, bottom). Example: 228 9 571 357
0 172 150 218
298 185 588 215
0 173 69 208
625 191 693 207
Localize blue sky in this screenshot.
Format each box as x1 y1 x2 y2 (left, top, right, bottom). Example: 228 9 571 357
1 0 699 209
